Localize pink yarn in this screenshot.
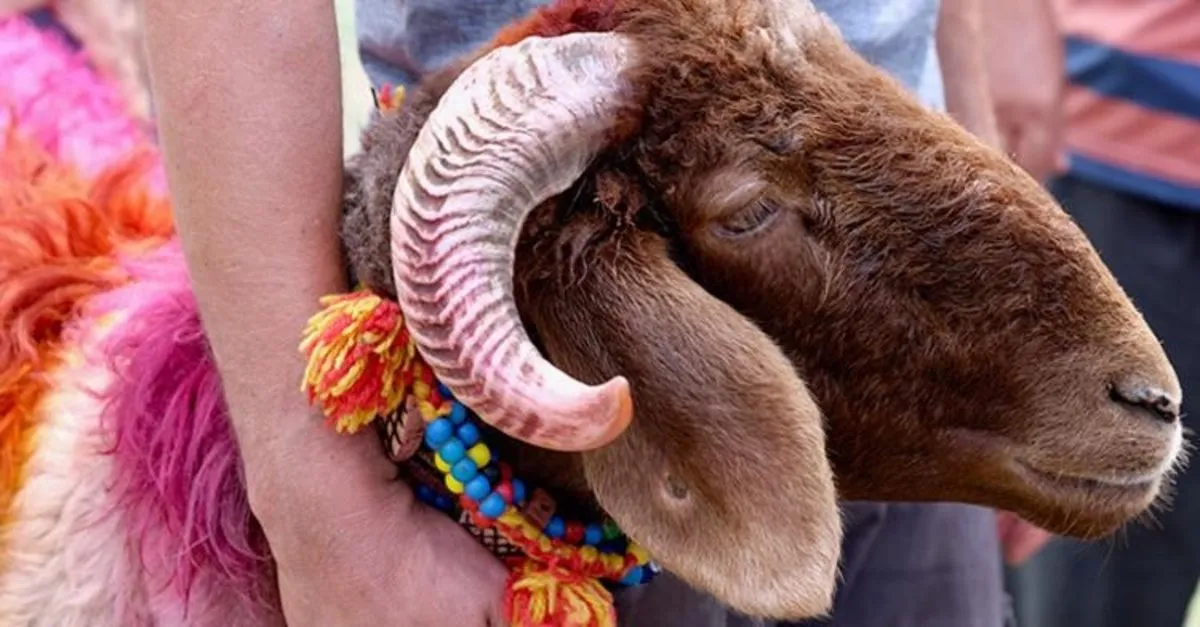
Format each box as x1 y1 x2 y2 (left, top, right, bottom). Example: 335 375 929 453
86 240 281 623
0 15 162 187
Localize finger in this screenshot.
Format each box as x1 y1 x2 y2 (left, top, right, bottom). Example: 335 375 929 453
1015 118 1062 183
1003 524 1054 565
486 603 508 627
995 114 1022 158
995 510 1017 537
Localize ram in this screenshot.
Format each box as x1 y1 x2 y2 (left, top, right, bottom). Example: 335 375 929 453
0 0 1184 624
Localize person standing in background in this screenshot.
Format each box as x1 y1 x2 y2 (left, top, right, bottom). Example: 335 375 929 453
986 1 1200 626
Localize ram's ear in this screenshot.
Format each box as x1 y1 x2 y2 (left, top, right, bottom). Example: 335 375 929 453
524 226 842 621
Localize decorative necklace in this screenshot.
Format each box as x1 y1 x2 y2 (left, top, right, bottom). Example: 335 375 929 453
300 282 658 626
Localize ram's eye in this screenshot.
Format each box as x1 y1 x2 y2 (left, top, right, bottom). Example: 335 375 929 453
714 199 781 238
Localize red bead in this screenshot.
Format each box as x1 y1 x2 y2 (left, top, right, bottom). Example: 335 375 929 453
459 495 478 511
565 521 585 545
500 463 513 483
494 482 515 504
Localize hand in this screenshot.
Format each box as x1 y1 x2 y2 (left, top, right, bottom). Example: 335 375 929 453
996 510 1053 566
982 0 1066 182
251 428 508 627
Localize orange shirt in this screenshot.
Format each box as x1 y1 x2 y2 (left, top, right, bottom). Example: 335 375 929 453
1055 0 1200 209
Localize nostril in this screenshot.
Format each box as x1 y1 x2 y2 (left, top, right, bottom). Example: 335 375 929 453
1110 384 1181 424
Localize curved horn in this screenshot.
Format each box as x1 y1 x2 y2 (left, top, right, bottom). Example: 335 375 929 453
390 33 638 452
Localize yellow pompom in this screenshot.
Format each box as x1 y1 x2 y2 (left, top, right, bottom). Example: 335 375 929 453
299 291 414 433
505 560 616 627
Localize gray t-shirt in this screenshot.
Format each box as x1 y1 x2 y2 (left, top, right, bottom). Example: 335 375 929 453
355 0 946 110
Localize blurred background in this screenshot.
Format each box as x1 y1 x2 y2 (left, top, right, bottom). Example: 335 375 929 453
335 0 372 159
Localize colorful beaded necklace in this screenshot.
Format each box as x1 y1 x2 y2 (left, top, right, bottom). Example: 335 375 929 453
299 256 658 622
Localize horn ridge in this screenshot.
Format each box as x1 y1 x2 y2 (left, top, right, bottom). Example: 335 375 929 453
390 33 639 451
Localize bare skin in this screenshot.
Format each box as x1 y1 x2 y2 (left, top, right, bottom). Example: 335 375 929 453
983 0 1065 181
140 0 506 624
938 0 1001 147
0 0 43 16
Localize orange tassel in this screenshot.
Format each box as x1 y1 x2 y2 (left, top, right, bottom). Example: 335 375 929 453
504 559 616 627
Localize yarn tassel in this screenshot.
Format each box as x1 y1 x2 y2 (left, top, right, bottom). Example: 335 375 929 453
372 84 406 113
299 291 414 433
504 559 616 627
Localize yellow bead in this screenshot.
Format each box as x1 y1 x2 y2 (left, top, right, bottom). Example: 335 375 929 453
629 543 651 565
580 546 599 563
445 474 464 494
466 443 491 468
603 554 625 573
434 453 451 473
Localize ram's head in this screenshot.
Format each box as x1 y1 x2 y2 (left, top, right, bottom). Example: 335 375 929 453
343 0 1183 619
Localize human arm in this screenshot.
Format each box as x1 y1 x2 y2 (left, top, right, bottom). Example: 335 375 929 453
142 0 388 520
982 0 1065 181
936 0 1002 148
141 0 506 623
0 0 45 16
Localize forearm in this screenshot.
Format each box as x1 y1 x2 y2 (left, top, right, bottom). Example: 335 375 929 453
143 0 388 494
0 0 44 16
937 0 1001 147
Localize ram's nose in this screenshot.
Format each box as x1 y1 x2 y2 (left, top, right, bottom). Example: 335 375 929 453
1110 382 1180 425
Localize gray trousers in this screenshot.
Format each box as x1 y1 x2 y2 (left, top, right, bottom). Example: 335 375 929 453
1009 174 1200 627
616 503 1006 626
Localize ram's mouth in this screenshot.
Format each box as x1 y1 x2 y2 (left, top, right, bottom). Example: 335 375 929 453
1012 460 1160 502
944 427 1167 505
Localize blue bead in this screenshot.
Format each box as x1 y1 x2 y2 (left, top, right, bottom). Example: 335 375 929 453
545 516 565 539
449 403 468 424
584 523 603 546
415 484 435 504
465 475 492 501
451 458 479 482
424 419 454 449
433 494 453 512
439 439 466 463
511 479 527 505
482 466 502 482
456 422 481 447
437 382 454 399
479 493 507 519
620 567 644 586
